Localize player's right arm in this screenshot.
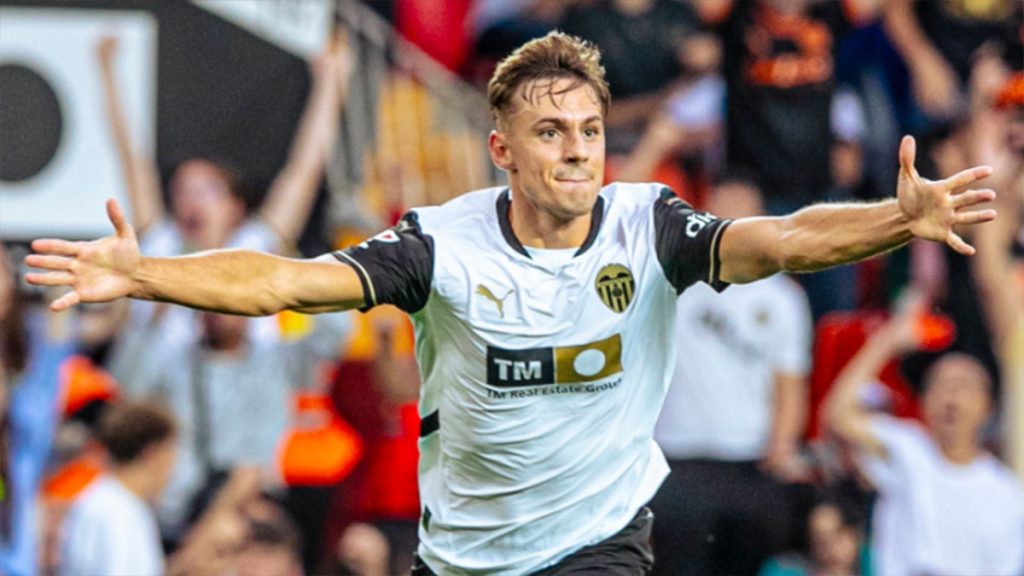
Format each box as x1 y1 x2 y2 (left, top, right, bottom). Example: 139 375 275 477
26 199 365 316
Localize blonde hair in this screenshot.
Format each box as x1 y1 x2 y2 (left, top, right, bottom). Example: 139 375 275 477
487 31 610 127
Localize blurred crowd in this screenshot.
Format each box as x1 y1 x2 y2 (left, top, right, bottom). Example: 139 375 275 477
1 0 1022 575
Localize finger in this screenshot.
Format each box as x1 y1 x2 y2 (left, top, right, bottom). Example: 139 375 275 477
899 135 917 177
25 271 74 287
30 239 81 257
24 254 73 271
943 165 994 191
947 231 976 256
952 188 996 208
107 198 133 240
51 291 81 312
954 208 997 226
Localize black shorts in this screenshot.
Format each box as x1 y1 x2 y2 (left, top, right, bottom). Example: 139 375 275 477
412 507 654 575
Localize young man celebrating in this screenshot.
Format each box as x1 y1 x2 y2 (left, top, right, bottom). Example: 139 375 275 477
825 299 1024 575
28 32 998 574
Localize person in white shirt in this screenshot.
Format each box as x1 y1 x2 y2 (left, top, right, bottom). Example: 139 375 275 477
652 172 813 575
29 31 1001 575
825 297 1024 576
95 30 353 376
60 400 177 576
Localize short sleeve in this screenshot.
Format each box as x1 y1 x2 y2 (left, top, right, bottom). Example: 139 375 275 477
332 212 434 313
653 188 733 293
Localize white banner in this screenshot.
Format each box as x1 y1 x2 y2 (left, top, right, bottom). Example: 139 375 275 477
0 7 156 240
193 0 333 58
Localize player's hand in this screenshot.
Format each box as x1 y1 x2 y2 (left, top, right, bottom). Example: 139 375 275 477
25 199 141 312
896 135 997 255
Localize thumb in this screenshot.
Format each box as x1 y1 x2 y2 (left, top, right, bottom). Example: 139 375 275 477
899 135 918 178
106 198 135 241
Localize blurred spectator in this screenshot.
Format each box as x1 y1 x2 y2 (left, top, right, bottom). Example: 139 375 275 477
332 522 391 576
760 490 871 576
324 307 420 575
60 400 177 576
824 296 1024 575
122 309 350 542
97 30 353 383
561 0 717 155
0 245 73 576
967 47 1024 480
651 173 813 575
884 0 1021 121
696 0 880 212
236 497 306 576
468 0 574 84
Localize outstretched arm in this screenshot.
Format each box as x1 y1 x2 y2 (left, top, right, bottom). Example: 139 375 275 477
26 200 365 316
258 30 354 246
97 35 165 235
718 135 996 284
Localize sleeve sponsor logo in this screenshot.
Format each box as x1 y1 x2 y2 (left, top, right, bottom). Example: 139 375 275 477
685 212 715 238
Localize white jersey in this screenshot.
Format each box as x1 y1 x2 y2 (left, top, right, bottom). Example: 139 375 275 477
60 475 165 576
862 417 1024 576
335 183 731 574
655 275 811 461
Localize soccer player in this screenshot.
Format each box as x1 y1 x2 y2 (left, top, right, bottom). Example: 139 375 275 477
27 32 998 574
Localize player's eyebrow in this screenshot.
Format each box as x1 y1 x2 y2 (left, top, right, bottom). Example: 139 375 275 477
531 115 603 129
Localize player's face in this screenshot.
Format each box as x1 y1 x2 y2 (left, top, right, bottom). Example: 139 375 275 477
170 159 245 251
490 78 605 223
921 354 992 445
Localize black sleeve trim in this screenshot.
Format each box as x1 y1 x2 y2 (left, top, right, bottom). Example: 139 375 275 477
654 187 732 294
331 250 376 307
332 212 435 313
707 219 733 292
420 409 439 437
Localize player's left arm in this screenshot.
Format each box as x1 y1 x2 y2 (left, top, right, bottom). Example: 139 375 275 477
718 135 997 284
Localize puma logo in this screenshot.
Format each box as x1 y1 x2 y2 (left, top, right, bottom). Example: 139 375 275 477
476 285 513 319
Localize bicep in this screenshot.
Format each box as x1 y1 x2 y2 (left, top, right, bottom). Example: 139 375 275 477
284 255 367 313
718 217 786 284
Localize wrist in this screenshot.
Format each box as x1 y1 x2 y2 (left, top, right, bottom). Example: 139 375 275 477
130 255 155 300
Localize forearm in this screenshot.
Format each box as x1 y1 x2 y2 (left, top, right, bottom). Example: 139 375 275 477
883 0 943 71
99 61 163 232
132 249 311 316
769 374 808 451
780 200 912 273
824 329 896 449
260 72 343 241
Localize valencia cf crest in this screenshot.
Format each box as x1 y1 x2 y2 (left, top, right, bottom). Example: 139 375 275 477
595 264 635 313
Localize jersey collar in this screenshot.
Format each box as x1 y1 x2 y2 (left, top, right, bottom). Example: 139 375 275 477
496 188 605 259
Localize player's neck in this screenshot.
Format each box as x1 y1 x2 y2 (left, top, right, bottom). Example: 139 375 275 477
507 194 592 250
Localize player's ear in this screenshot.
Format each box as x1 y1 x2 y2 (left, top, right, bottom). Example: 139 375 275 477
488 130 515 172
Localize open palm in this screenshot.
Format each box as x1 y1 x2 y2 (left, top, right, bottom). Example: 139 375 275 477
896 135 997 255
26 199 141 311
